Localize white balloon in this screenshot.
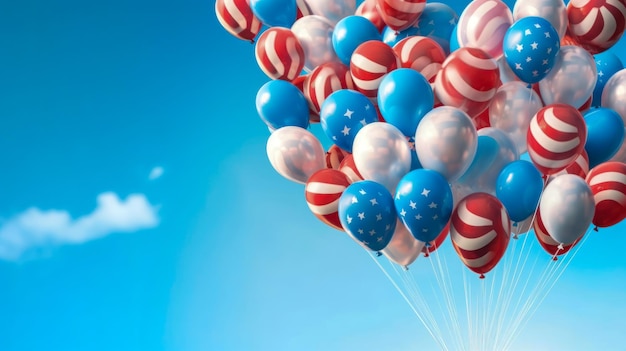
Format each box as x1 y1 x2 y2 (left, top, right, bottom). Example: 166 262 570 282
306 0 356 25
602 69 626 162
513 0 568 39
382 220 425 267
266 126 326 184
291 15 340 72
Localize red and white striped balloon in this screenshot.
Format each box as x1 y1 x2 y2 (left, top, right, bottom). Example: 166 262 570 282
434 47 500 118
296 0 313 19
255 28 305 81
456 0 513 59
376 0 426 32
450 192 511 278
339 154 364 183
392 36 446 83
567 0 626 54
534 209 580 259
356 0 386 32
305 169 352 231
350 40 401 101
325 145 350 169
215 0 262 42
549 149 590 181
305 62 354 113
527 103 587 175
292 74 320 123
585 161 626 227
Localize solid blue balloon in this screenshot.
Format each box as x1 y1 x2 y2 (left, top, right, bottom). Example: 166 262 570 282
584 107 625 168
333 16 382 65
320 89 378 152
394 169 453 243
503 17 560 84
256 80 309 130
413 2 458 55
496 160 544 223
592 51 623 107
338 180 397 252
377 68 434 137
250 0 296 28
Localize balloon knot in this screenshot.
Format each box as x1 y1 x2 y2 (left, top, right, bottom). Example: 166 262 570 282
424 252 430 258
552 256 558 261
479 274 485 279
513 234 519 240
594 226 599 232
376 251 382 257
403 265 409 271
250 39 255 44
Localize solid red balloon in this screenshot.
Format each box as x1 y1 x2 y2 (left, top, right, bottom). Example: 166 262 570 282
585 161 626 227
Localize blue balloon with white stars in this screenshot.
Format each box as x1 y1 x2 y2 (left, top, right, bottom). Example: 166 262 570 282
592 51 623 107
320 89 379 152
503 16 560 84
394 169 453 243
412 2 458 55
584 107 625 168
338 180 397 252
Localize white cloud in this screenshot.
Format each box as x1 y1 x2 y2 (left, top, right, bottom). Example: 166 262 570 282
0 192 159 261
149 166 164 180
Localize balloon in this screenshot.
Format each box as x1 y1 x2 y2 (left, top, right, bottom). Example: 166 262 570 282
305 62 354 113
356 0 386 32
496 160 544 222
377 68 434 136
255 27 305 81
449 24 460 53
215 0 263 42
414 106 478 182
412 2 458 55
305 169 352 230
291 15 339 72
584 107 625 168
566 0 626 54
434 47 500 118
394 169 454 243
527 103 587 175
256 80 310 129
592 51 623 107
497 56 522 84
548 149 590 181
450 192 511 278
534 208 580 259
292 74 321 123
376 0 426 33
320 89 378 152
422 222 449 256
538 45 597 109
489 81 544 155
306 0 356 25
325 145 350 169
296 0 313 19
350 40 401 101
503 16 560 84
332 16 382 65
382 219 426 266
513 0 568 39
539 174 595 245
456 0 513 60
266 126 326 183
352 122 412 193
250 0 297 27
338 180 397 252
392 36 446 84
586 161 626 228
601 69 626 163
339 154 364 183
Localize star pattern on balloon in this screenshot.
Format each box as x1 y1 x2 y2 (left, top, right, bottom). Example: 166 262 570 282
511 22 559 77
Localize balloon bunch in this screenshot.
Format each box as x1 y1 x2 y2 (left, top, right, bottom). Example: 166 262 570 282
216 0 626 278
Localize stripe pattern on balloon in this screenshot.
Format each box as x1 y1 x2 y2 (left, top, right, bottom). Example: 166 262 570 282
305 62 355 113
305 169 352 230
392 36 446 83
456 0 513 59
586 161 626 228
255 27 305 81
534 209 579 259
376 0 426 32
350 40 401 102
567 0 626 54
215 0 263 42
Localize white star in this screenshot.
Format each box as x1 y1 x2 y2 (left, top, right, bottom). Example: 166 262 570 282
332 136 337 140
347 215 353 224
525 29 532 36
526 56 532 62
358 212 365 220
515 63 523 70
351 196 358 204
360 119 366 126
428 20 434 25
597 60 602 65
542 59 549 65
385 224 391 230
422 228 428 232
365 104 370 110
516 44 523 52
599 71 605 77
369 229 376 236
400 208 407 217
370 198 378 206
544 31 551 38
534 23 541 28
531 42 538 50
359 189 366 195
415 214 422 220
432 214 438 220
341 125 351 136
547 47 553 54
377 236 383 242
428 202 437 209
421 188 430 197
532 70 539 77
358 228 364 234
344 109 354 119
409 200 417 209
449 18 456 25
376 213 382 221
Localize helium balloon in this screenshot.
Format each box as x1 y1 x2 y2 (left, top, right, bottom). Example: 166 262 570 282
450 192 511 278
602 69 626 163
503 16 560 84
412 2 458 55
382 219 426 267
456 0 513 60
527 104 587 175
296 0 312 19
513 0 568 39
415 106 478 182
350 40 401 101
291 15 339 72
497 56 522 84
256 80 310 129
548 149 590 181
394 169 454 243
352 122 412 193
584 107 625 168
325 145 350 170
250 0 297 27
338 180 397 252
332 16 382 65
266 126 326 183
305 169 352 230
422 222 449 256
566 0 626 54
586 161 626 228
489 81 544 155
534 208 580 259
539 174 595 245
377 68 434 136
306 0 356 25
305 62 354 113
592 51 623 107
215 0 263 42
538 45 597 109
376 0 426 33
320 89 378 152
356 0 386 32
392 36 446 84
339 154 364 183
496 160 544 223
255 27 305 81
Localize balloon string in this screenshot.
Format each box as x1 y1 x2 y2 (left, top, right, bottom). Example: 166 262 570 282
432 248 466 351
426 251 457 351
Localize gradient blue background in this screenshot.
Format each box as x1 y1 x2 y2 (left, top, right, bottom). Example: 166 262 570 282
0 0 625 350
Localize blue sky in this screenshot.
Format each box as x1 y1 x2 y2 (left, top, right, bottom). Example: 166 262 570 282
0 0 625 350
